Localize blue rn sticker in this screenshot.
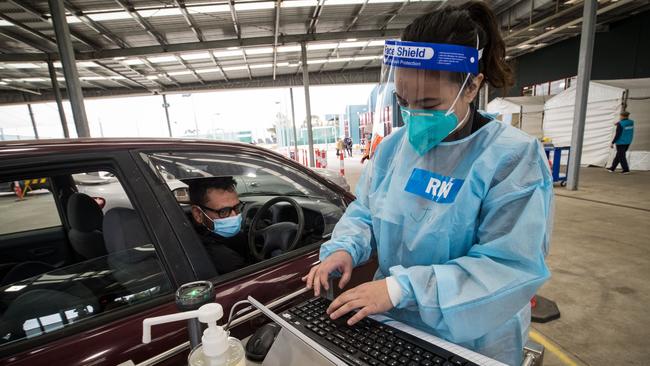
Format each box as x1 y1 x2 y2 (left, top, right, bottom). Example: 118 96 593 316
404 168 464 204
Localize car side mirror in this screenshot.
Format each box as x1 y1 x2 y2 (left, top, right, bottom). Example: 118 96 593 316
172 187 191 204
93 196 106 209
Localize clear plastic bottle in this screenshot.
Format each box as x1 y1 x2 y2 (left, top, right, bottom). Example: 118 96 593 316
142 303 245 366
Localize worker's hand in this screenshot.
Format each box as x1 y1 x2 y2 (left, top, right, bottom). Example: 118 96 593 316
302 250 353 297
326 279 394 326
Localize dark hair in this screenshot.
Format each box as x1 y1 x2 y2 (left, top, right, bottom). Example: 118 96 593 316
621 111 630 117
188 177 237 206
401 1 513 89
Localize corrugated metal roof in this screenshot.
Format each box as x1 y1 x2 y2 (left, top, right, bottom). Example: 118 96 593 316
0 0 648 102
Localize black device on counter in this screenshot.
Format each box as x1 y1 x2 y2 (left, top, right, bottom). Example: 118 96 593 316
281 297 480 366
246 322 282 362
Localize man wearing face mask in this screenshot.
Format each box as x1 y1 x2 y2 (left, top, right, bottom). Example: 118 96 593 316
303 2 553 365
185 176 248 274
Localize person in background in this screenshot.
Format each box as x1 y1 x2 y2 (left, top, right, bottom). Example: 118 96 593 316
608 111 634 174
344 136 353 157
184 176 248 274
336 138 344 157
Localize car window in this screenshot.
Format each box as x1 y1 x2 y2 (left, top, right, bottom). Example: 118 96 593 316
141 151 346 268
0 170 172 350
0 178 61 235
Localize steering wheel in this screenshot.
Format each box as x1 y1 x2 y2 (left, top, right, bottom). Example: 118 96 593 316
247 196 305 261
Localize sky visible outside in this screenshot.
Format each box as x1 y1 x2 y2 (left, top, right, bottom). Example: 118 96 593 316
0 83 376 140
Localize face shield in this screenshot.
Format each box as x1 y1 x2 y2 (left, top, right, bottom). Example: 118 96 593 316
372 38 482 156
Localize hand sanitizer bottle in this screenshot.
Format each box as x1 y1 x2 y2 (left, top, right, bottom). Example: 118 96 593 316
142 303 245 366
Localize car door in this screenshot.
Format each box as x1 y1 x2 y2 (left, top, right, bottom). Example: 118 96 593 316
132 145 379 362
0 150 204 366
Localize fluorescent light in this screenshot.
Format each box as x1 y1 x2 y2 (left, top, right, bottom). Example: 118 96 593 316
196 68 222 74
80 76 107 81
21 78 45 82
282 0 318 8
146 75 159 80
147 55 177 63
517 44 532 49
122 59 144 65
108 76 125 80
181 52 211 61
227 47 240 50
278 45 301 53
167 70 192 76
78 61 98 68
545 26 555 30
0 81 8 85
6 63 41 69
190 5 230 13
528 28 535 31
113 56 127 61
339 41 370 49
0 20 12 26
235 2 275 11
222 65 249 71
245 47 274 55
346 38 358 42
88 11 132 22
368 40 386 47
249 63 273 69
213 49 243 58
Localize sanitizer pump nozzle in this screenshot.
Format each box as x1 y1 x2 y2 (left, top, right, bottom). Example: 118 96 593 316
142 303 245 366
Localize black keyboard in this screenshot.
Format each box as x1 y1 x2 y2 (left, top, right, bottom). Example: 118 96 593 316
281 297 479 366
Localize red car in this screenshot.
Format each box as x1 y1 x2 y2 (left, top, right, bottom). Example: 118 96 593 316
0 139 376 366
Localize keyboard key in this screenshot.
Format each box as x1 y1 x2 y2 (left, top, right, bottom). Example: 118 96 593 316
449 356 469 366
408 362 419 366
387 360 398 366
389 352 399 359
361 346 372 353
398 356 409 363
381 347 391 355
403 350 413 358
442 362 453 366
423 352 433 359
412 355 422 362
394 346 403 353
413 347 423 355
368 359 379 366
421 361 433 366
379 355 389 363
432 356 445 364
370 350 381 358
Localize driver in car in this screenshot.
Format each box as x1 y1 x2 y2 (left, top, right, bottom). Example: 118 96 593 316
184 176 248 274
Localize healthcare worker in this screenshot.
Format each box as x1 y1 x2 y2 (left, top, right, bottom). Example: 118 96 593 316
303 2 553 365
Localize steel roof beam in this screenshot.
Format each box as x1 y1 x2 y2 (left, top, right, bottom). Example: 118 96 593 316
139 59 178 87
317 41 340 73
308 0 326 34
380 1 409 31
0 28 53 53
508 0 636 54
65 1 130 48
241 50 253 80
272 0 282 80
175 0 204 42
346 0 370 31
209 52 229 82
114 0 167 45
1 84 42 95
0 13 58 47
0 29 401 61
6 0 98 49
229 0 241 39
175 55 205 84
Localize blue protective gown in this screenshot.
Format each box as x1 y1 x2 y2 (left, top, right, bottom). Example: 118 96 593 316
320 119 553 366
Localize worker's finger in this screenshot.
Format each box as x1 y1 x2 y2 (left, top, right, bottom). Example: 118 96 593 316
338 264 352 289
347 306 371 326
303 265 318 289
329 299 364 320
317 266 331 294
327 288 357 315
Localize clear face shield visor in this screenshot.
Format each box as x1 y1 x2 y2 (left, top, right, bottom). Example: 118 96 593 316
371 39 482 155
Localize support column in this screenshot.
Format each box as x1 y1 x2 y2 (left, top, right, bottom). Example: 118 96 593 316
289 87 299 159
27 104 39 139
567 0 597 191
47 59 70 138
48 0 89 137
301 42 315 167
162 94 173 137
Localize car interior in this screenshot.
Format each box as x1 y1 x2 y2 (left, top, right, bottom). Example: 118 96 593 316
0 170 170 347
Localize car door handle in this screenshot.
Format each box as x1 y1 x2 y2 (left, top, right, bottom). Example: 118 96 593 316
30 247 56 257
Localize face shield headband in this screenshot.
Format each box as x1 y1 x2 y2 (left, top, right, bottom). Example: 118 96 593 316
374 37 483 155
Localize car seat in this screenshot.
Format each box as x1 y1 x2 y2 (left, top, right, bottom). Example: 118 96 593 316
66 193 106 260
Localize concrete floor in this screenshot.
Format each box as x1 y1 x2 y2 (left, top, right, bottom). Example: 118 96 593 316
319 150 650 366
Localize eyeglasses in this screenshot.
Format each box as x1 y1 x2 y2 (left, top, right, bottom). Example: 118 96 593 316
199 201 245 219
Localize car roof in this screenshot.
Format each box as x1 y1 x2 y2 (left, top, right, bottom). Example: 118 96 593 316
0 138 273 159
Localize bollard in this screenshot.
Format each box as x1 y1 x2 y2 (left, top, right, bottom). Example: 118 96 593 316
339 150 345 176
321 150 327 168
315 149 322 168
